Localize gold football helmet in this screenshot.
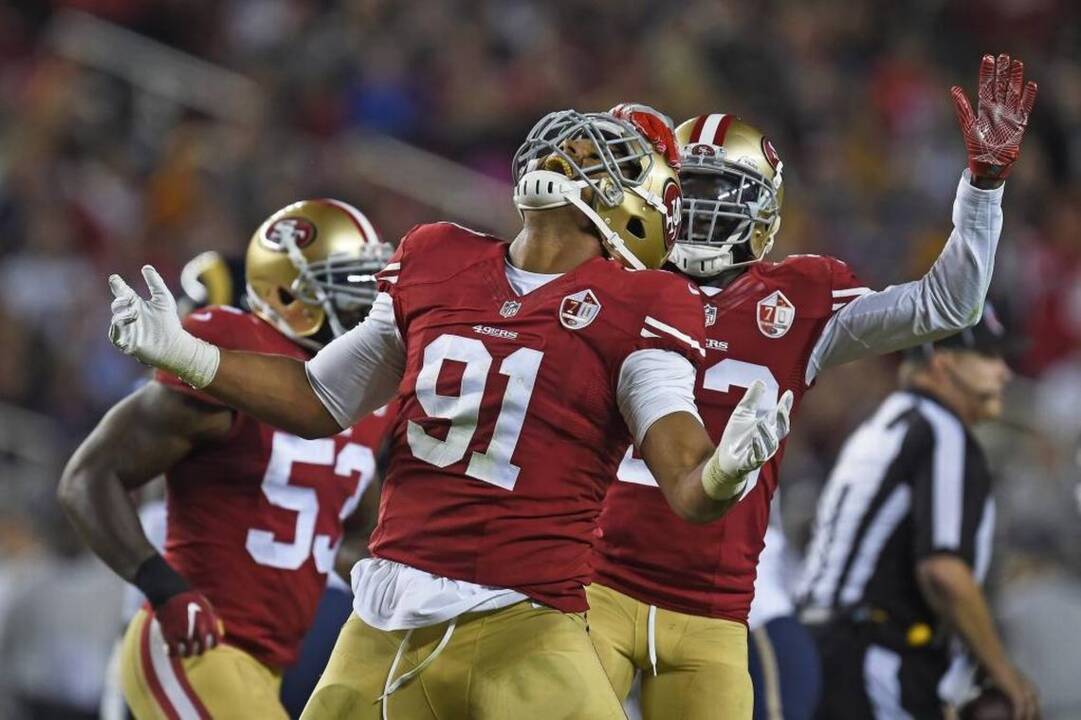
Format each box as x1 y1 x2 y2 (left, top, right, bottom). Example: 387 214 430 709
672 115 783 277
511 108 682 270
245 199 392 349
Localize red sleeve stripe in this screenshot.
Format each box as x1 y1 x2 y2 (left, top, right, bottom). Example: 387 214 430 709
140 613 211 719
643 316 706 357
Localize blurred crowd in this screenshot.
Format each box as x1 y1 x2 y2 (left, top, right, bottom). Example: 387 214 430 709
1 0 1079 717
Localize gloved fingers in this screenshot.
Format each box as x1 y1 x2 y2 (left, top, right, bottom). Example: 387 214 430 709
734 380 766 418
775 390 794 439
1019 80 1038 120
108 273 136 301
111 294 136 314
994 53 1011 105
976 54 996 110
950 86 975 131
1005 58 1024 113
109 321 133 350
142 265 171 302
113 307 138 325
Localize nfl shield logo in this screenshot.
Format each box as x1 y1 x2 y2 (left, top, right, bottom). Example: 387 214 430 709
559 289 602 330
756 290 795 338
704 304 718 328
500 300 521 318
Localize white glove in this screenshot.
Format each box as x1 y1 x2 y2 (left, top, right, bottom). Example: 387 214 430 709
701 380 794 501
108 265 220 389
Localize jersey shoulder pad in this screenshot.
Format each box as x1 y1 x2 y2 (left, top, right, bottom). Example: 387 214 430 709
592 265 706 364
757 255 868 316
379 222 504 292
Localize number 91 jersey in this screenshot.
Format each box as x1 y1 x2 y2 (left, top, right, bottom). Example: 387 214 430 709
154 306 394 669
594 254 867 622
369 223 707 613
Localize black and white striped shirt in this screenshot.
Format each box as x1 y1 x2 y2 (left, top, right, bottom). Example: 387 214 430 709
798 390 995 630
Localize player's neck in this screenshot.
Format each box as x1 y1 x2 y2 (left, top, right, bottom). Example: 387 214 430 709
509 207 603 274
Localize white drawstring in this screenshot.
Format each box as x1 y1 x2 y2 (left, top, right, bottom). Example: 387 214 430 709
380 619 458 720
647 604 659 677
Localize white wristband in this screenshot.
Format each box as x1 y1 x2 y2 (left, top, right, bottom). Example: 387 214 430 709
701 452 747 501
173 335 221 389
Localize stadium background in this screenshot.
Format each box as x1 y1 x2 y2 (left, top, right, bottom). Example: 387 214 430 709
0 0 1079 717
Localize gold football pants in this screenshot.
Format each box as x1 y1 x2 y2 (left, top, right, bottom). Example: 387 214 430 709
586 583 752 720
120 608 288 720
302 600 627 719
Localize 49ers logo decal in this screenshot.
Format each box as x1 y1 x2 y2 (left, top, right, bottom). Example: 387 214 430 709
262 217 317 251
761 138 781 172
662 179 683 250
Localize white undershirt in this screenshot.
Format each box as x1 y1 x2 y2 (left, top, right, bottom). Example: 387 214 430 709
306 263 700 629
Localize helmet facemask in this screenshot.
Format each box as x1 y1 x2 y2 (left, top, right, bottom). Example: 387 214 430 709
511 110 680 270
674 157 780 277
250 236 391 348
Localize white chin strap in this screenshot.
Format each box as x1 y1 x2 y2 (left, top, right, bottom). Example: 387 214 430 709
669 244 735 277
514 169 647 271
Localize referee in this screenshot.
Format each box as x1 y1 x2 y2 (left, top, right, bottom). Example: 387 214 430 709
797 306 1039 720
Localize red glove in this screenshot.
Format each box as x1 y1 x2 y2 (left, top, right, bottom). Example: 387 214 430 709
951 53 1037 180
610 102 681 170
152 590 224 658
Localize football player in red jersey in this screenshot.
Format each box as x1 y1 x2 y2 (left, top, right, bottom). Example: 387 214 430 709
59 199 395 719
102 107 794 719
587 54 1038 719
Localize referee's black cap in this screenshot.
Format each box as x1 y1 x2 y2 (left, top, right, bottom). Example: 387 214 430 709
904 302 1017 359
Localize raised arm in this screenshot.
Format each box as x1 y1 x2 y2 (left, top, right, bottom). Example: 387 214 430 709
807 54 1037 381
107 267 403 439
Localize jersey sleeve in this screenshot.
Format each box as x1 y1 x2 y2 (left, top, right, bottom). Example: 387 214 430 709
908 410 988 565
305 292 406 429
614 274 707 444
807 174 1004 382
824 257 871 314
154 307 241 407
633 274 708 366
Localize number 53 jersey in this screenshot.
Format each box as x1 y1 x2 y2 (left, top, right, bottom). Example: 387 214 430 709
367 223 707 613
594 254 867 623
154 306 394 669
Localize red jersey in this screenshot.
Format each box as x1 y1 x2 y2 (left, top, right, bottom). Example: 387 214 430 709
368 223 706 613
594 254 865 622
154 307 394 668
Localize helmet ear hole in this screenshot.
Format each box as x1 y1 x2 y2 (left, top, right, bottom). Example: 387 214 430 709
277 287 296 305
626 217 646 239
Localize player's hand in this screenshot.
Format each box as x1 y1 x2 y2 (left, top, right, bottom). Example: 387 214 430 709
701 381 794 500
951 53 1037 182
152 589 225 658
989 664 1040 720
108 265 220 388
